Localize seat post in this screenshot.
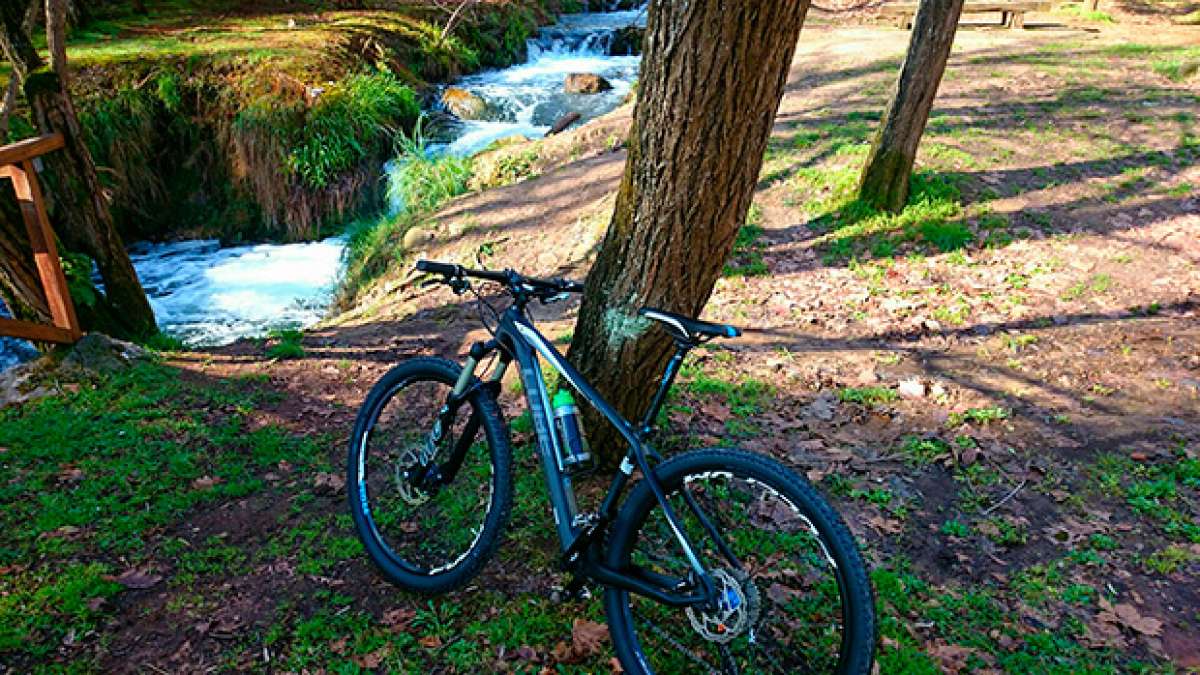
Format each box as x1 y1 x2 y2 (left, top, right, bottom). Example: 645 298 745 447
639 342 692 438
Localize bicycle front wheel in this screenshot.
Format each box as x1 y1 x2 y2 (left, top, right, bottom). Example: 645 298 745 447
604 449 876 674
347 358 513 594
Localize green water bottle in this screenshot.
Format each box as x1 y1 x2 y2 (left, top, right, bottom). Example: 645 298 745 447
553 389 592 473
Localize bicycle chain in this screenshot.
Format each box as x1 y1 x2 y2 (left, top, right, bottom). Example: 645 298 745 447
633 609 720 673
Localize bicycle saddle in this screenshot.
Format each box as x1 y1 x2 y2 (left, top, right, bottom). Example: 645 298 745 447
639 307 742 343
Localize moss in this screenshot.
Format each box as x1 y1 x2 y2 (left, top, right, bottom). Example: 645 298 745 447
602 307 652 353
21 67 61 99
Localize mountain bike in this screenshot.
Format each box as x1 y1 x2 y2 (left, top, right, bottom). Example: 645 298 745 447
347 260 876 673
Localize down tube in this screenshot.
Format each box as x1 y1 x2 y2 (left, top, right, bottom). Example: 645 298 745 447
509 333 583 548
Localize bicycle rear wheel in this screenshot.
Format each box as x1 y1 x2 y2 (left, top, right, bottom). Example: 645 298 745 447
347 358 513 594
604 449 875 674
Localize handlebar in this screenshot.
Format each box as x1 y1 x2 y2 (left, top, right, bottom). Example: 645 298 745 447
416 259 584 297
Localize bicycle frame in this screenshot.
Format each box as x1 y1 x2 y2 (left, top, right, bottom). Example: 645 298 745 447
449 303 715 608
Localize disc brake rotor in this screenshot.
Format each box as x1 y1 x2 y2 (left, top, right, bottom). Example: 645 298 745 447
686 568 762 644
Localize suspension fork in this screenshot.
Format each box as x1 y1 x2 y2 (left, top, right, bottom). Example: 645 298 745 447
419 341 508 488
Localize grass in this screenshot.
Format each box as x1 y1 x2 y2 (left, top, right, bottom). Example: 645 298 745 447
265 328 306 360
837 386 900 406
385 122 474 215
339 120 477 304
1053 2 1116 23
282 72 420 190
0 360 330 663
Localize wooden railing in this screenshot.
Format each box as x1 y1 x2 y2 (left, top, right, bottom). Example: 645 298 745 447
0 133 83 344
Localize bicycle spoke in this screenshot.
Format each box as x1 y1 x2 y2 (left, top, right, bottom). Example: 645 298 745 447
618 464 854 674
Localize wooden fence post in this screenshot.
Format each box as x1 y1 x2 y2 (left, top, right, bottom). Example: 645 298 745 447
0 133 83 345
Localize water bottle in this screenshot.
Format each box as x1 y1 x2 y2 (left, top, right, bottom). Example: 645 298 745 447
553 389 592 473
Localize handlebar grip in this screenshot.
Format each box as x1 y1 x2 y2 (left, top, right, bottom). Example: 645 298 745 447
416 260 460 276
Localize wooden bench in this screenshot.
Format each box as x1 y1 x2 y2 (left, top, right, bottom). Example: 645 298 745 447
880 1 1052 29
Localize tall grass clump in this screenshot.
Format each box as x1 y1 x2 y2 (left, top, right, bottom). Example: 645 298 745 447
339 120 474 306
287 71 420 189
385 122 473 214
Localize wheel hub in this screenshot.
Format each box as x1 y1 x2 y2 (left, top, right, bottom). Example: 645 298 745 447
686 568 761 643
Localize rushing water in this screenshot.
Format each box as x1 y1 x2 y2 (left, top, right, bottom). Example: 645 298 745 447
441 8 646 156
0 300 39 372
0 7 643 369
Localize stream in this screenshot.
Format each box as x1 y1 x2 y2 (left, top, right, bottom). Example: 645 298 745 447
0 6 644 370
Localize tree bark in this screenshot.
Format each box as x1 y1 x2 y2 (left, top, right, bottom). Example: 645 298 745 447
0 0 157 338
566 0 809 463
857 0 963 213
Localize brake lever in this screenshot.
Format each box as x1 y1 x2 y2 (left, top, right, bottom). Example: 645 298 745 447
420 275 471 296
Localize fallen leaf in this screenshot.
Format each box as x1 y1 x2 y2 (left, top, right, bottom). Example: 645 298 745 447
110 568 162 590
1113 603 1163 637
571 619 608 657
352 646 390 668
382 607 415 631
191 475 220 490
313 472 345 494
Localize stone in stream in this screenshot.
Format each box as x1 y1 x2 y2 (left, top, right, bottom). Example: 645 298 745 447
564 73 613 94
609 26 645 56
546 112 582 136
440 87 490 120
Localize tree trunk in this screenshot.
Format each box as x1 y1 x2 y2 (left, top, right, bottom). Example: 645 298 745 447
0 0 157 338
566 0 809 463
858 0 963 213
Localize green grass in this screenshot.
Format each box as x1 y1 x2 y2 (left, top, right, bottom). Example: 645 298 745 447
837 386 899 406
235 71 420 191
0 361 329 663
947 406 1010 427
338 119 478 304
1053 2 1116 23
385 122 474 215
265 329 306 360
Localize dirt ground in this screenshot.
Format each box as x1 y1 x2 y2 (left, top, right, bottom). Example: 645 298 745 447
3 15 1199 674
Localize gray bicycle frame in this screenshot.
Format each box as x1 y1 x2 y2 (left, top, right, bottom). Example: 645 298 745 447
458 304 710 583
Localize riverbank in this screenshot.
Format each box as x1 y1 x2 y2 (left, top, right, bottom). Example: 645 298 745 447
7 1 573 245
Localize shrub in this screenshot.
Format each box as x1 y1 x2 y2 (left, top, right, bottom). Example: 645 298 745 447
286 71 420 189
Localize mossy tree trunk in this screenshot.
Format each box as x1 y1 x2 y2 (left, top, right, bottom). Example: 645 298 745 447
0 0 156 338
566 0 809 462
858 0 963 213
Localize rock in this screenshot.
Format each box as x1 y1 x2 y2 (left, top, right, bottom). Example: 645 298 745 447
609 26 645 56
804 392 837 421
897 378 926 399
546 111 582 137
60 334 149 376
440 87 490 120
1 334 148 408
402 227 435 250
565 73 613 95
